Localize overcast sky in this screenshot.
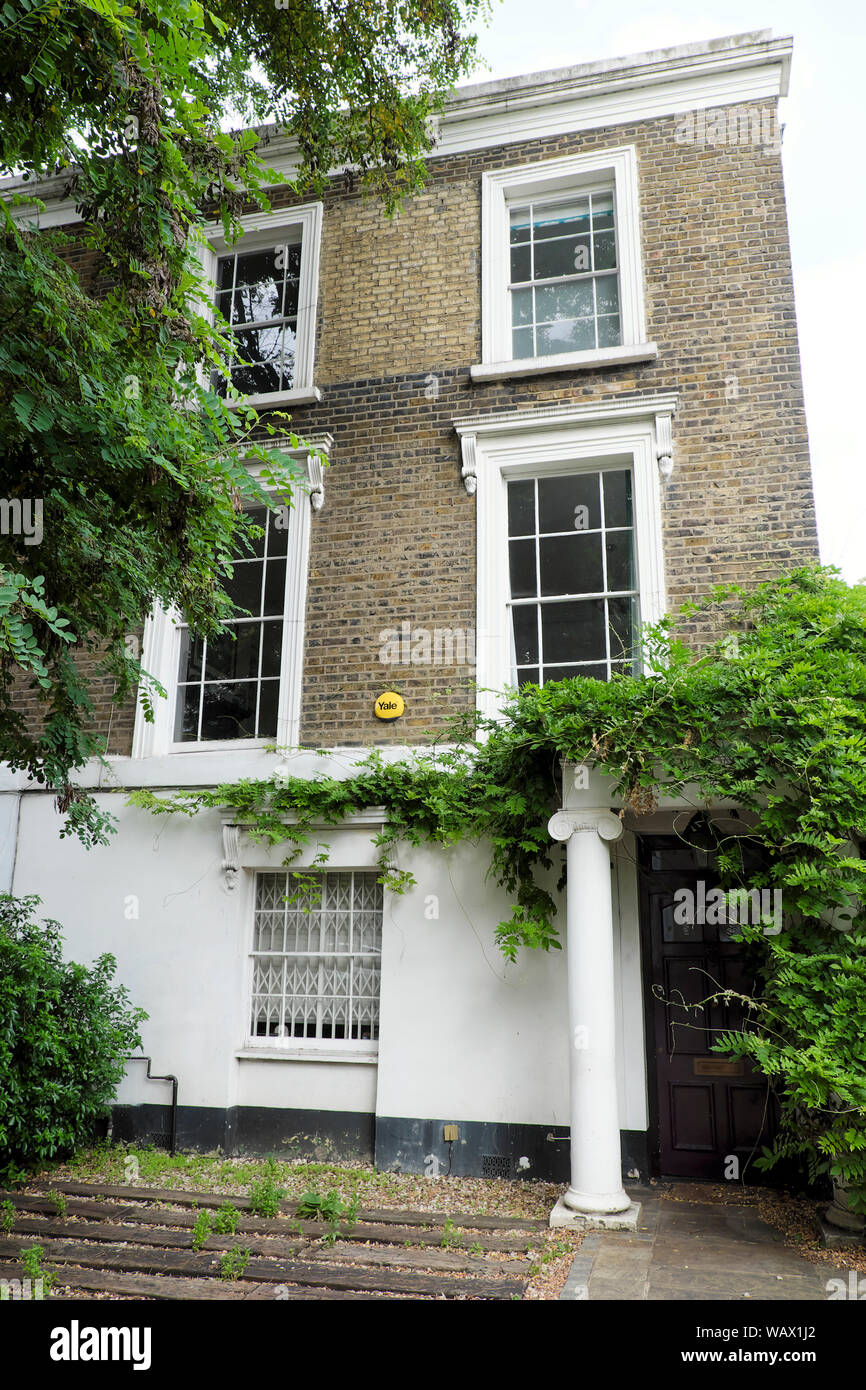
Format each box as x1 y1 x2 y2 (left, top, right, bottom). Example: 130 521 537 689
464 1 865 582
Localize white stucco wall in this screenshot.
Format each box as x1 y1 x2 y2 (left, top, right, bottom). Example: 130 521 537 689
7 788 647 1133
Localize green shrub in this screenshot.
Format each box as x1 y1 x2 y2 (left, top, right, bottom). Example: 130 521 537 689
0 894 147 1181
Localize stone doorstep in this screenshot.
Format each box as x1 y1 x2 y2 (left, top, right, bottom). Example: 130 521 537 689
550 1197 643 1231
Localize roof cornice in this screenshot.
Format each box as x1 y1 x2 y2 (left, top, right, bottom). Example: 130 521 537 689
2 29 793 219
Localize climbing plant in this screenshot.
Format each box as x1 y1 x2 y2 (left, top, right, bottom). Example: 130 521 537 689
129 565 866 1208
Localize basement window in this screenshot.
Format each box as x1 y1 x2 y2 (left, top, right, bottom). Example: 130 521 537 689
249 871 383 1051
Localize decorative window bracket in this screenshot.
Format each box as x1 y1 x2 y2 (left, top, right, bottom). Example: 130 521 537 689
264 433 332 511
460 433 478 495
222 822 240 891
655 412 674 484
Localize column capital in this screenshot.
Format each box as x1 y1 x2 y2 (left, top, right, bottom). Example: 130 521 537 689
548 808 624 844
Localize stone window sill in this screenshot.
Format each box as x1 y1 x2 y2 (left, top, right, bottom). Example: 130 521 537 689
470 343 658 383
235 1048 378 1065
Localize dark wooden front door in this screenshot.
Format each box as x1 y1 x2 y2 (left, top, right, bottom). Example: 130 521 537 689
639 837 777 1180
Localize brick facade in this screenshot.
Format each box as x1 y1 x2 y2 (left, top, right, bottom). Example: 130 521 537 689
18 95 819 754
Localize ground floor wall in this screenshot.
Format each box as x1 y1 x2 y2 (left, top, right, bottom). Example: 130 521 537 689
3 788 650 1182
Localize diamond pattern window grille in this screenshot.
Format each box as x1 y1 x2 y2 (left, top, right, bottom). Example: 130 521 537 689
250 871 383 1043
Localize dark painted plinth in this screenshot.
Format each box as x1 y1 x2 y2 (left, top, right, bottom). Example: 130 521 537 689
106 1103 651 1181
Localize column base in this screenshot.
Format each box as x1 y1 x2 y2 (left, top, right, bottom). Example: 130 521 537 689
563 1184 631 1215
550 1194 642 1231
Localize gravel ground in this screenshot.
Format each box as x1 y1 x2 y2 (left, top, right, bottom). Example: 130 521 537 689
24 1143 584 1300
31 1147 864 1298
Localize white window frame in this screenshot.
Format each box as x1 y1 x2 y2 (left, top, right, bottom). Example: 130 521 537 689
455 397 674 721
194 202 323 407
245 867 383 1057
131 439 329 758
473 147 656 382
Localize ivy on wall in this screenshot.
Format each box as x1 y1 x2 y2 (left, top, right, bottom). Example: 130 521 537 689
129 566 866 1207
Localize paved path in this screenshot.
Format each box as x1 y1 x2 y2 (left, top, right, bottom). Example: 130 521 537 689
562 1185 852 1301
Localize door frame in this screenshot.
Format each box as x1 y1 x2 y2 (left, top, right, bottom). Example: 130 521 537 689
637 832 664 1177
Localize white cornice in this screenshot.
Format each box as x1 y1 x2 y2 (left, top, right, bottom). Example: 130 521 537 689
454 394 679 496
453 393 679 438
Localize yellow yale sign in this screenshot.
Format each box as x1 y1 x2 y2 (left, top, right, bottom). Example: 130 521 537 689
374 692 404 719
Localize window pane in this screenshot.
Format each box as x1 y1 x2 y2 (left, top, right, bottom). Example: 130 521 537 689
234 248 284 290
541 598 606 664
597 314 621 348
174 684 200 741
537 318 595 354
263 557 287 615
533 199 590 240
509 207 531 243
257 679 279 737
220 278 286 326
267 507 290 556
592 193 614 229
605 531 635 591
243 507 267 559
510 243 531 282
507 479 535 536
609 596 637 660
230 329 283 395
512 325 534 358
535 281 593 324
177 629 203 682
593 231 617 271
509 538 537 598
544 662 607 682
515 667 539 688
540 532 604 595
511 287 532 326
217 256 236 292
533 237 582 281
280 323 297 386
205 623 261 681
283 278 299 318
602 470 633 528
538 475 600 534
199 681 257 740
224 560 263 615
261 620 283 679
595 275 619 316
511 605 539 665
280 244 302 278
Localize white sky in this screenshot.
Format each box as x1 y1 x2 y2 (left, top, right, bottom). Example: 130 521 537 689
465 1 866 582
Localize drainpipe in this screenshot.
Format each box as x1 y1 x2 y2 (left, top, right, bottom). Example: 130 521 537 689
123 1055 178 1155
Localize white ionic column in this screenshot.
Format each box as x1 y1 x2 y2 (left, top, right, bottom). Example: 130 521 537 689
548 807 631 1217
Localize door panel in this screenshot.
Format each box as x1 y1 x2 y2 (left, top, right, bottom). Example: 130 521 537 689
640 839 777 1179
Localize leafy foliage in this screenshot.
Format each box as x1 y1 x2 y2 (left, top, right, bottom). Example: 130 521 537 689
0 893 147 1181
247 1158 285 1217
296 1186 360 1244
0 0 487 842
128 566 866 1207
